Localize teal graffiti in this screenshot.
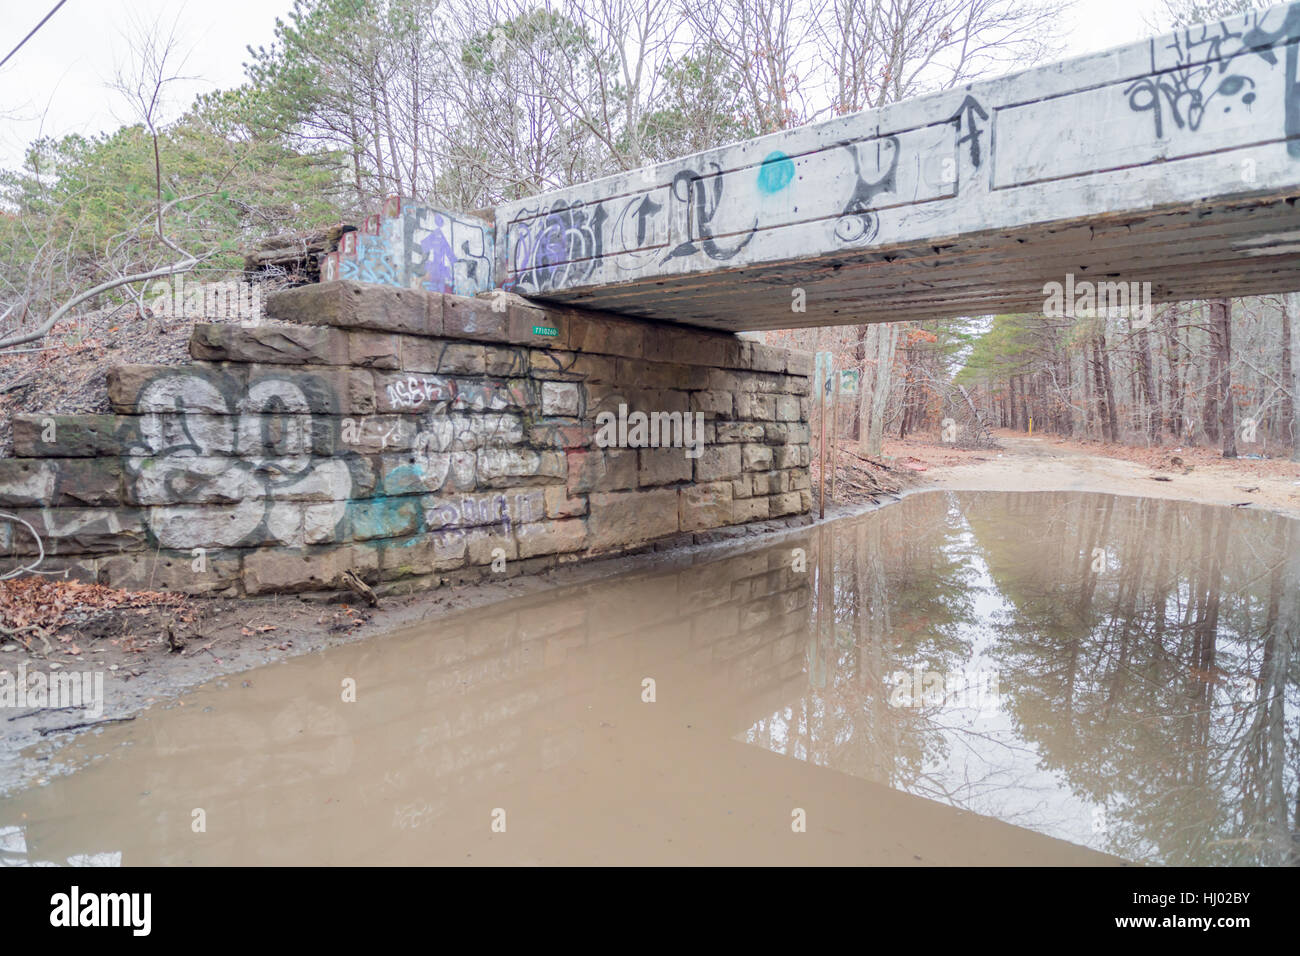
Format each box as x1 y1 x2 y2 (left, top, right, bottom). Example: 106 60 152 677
757 152 795 194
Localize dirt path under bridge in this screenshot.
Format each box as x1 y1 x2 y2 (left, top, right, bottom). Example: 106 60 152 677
873 431 1300 520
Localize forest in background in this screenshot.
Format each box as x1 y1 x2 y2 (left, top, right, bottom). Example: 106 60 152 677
2 0 1297 459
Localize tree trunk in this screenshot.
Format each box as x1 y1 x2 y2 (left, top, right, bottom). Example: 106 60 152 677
1165 304 1184 440
1283 293 1298 461
1137 326 1158 445
1211 299 1237 457
1099 332 1119 444
862 324 898 456
1203 303 1221 445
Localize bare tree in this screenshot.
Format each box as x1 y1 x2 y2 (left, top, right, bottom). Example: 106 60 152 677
682 0 825 133
0 15 218 350
821 0 1065 114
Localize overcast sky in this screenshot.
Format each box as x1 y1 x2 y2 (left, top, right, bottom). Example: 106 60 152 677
0 0 1167 173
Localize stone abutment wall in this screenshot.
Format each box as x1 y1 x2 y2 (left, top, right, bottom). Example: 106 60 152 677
0 282 813 596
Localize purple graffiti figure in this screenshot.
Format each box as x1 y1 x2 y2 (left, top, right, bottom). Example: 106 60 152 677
419 213 457 293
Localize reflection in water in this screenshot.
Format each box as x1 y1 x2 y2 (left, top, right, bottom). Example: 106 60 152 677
758 491 1300 865
0 491 1296 865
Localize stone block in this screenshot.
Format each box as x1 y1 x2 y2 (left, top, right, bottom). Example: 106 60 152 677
242 543 379 594
733 496 770 523
508 303 568 347
485 345 529 376
565 449 636 494
568 313 644 359
773 444 801 469
544 485 588 518
348 331 401 369
541 381 581 416
378 532 467 579
786 350 815 376
465 527 516 564
265 281 436 335
476 447 565 487
742 444 774 472
443 295 508 342
347 497 424 541
737 393 777 420
2 507 147 555
11 414 127 458
0 458 120 507
715 422 765 443
189 323 347 365
769 491 804 517
517 518 587 557
680 481 733 532
587 488 678 551
528 418 591 449
98 549 241 595
638 447 692 487
691 390 733 418
695 444 741 482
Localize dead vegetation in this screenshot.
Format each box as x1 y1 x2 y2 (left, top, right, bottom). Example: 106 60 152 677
0 576 188 655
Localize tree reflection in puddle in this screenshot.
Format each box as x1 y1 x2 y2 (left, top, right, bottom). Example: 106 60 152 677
1 491 1294 866
745 490 1299 866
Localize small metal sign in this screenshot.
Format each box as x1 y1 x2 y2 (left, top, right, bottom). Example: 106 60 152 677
839 369 860 395
814 351 834 405
532 325 559 337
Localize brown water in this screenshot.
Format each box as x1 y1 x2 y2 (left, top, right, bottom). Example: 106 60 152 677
1 490 1297 866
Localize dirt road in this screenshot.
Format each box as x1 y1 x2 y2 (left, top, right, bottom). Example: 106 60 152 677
906 434 1300 520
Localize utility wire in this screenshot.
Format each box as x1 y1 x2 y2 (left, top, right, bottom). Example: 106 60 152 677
0 0 69 72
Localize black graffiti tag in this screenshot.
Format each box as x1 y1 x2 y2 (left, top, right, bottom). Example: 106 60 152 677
834 135 900 246
663 163 756 263
1124 4 1300 158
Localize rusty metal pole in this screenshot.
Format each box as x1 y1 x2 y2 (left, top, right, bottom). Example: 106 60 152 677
830 371 840 502
818 381 827 519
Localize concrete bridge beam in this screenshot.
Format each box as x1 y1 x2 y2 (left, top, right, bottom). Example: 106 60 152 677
493 2 1300 330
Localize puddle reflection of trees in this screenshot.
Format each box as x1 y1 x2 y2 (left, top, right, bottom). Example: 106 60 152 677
746 491 1300 866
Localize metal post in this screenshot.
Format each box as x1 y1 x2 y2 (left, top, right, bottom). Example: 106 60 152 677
818 391 827 519
830 371 840 502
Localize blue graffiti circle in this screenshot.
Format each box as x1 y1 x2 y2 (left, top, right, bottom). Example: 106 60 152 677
757 151 795 194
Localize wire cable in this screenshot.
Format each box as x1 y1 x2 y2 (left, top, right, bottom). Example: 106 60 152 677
0 0 69 72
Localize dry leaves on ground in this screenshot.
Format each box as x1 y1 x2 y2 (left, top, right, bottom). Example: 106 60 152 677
0 576 187 641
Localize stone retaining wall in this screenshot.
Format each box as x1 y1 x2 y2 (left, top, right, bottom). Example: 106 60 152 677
0 282 813 596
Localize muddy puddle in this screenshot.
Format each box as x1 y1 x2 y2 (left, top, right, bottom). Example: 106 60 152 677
1 490 1296 865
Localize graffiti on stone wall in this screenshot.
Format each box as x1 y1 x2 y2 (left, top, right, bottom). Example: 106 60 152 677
125 371 356 548
402 206 494 297
1124 3 1300 157
424 490 540 537
328 199 495 297
948 96 989 169
341 233 402 286
121 367 540 550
